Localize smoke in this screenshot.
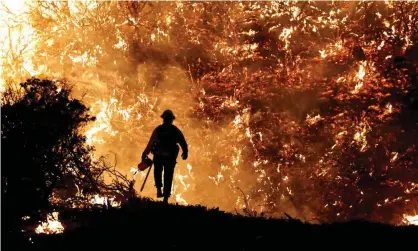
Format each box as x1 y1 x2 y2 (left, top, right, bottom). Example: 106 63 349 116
73 49 257 211
0 0 274 214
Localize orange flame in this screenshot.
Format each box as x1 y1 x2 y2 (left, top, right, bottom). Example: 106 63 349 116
35 212 64 234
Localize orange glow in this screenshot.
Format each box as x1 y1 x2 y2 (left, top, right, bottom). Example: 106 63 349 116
403 214 418 226
35 212 64 234
1 0 417 225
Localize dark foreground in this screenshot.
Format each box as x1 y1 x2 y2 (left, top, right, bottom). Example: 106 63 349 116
6 198 418 250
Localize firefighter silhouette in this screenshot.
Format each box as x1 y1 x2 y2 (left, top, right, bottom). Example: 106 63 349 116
142 110 188 203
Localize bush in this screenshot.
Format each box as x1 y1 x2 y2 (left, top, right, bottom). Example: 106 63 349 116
1 78 107 226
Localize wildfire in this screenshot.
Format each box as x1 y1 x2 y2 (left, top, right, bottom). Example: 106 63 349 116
1 0 418 225
35 212 64 235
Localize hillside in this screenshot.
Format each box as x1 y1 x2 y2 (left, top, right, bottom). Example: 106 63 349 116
7 198 418 251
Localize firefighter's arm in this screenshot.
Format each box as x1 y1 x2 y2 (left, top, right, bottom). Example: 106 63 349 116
142 128 158 158
177 129 188 160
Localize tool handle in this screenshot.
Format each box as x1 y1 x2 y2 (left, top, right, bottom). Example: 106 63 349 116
140 165 152 192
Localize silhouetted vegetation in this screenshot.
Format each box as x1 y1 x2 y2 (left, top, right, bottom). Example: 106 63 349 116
9 197 418 251
1 79 417 250
1 78 134 230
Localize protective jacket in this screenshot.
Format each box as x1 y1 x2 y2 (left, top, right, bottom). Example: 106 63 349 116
143 123 188 159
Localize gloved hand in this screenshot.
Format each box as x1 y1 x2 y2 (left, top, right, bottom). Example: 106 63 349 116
181 151 188 160
142 152 148 161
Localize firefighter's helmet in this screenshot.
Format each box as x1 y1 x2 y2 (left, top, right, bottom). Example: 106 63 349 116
160 109 175 120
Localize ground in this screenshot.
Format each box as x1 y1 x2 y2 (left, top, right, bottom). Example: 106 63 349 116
6 198 418 250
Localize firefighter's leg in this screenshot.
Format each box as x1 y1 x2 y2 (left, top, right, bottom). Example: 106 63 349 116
153 156 163 197
163 159 176 199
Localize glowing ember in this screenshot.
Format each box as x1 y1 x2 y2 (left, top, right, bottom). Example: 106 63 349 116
306 114 323 126
90 194 121 208
35 212 64 235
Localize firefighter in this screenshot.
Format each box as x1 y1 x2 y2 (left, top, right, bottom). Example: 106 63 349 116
142 109 188 204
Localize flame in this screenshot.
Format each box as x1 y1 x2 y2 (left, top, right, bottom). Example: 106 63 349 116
90 194 121 208
384 103 393 115
306 114 323 126
0 0 38 91
403 214 418 226
35 212 64 234
352 120 370 152
2 0 418 225
357 62 366 80
352 61 367 94
279 26 294 50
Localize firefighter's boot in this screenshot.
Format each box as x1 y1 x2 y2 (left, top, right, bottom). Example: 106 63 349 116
157 187 163 198
163 196 169 204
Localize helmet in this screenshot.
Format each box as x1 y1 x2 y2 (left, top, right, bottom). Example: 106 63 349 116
160 109 175 120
